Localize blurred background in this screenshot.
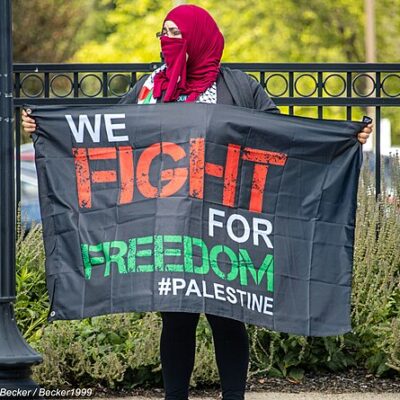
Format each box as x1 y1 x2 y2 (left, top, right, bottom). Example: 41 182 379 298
12 0 400 65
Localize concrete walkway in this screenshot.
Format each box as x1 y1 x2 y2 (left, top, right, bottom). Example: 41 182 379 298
96 393 400 400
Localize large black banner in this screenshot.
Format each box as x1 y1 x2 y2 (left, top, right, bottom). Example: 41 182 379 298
29 103 367 336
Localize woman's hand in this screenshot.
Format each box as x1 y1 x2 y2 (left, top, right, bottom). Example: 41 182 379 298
357 123 373 144
21 109 36 135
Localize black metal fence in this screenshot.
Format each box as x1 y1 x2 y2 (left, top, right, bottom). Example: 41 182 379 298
13 62 400 208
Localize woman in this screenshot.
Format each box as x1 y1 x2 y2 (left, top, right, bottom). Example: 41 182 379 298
22 4 373 400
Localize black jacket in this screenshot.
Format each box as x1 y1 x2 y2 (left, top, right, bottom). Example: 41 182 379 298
118 66 280 114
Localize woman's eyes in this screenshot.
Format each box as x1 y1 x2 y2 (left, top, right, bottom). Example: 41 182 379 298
162 29 181 36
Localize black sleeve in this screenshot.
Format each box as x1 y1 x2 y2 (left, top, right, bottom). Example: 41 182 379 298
248 76 280 114
117 74 150 105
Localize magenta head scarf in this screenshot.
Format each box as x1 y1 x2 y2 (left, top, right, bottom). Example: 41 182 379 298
153 4 224 103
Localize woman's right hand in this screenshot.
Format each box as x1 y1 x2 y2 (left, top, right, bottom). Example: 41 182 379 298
21 109 36 135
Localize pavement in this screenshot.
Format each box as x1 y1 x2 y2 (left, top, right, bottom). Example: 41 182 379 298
95 392 400 400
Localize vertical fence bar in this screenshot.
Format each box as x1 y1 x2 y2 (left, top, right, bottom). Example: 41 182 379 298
15 107 21 239
317 71 323 119
131 71 137 88
73 71 79 98
102 72 108 97
260 71 265 90
375 105 382 198
15 73 21 239
346 71 352 120
289 71 294 115
44 72 50 98
375 71 381 198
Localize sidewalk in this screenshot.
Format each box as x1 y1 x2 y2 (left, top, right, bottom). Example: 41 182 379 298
96 392 400 400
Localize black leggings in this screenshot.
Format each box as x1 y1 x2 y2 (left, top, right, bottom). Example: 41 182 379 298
160 311 249 400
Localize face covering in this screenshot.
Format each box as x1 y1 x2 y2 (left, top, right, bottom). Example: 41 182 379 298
153 4 225 103
153 36 188 102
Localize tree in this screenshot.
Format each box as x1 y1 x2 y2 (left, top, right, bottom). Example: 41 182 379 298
12 0 93 62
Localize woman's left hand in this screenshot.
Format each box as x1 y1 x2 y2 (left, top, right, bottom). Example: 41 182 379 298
357 123 373 144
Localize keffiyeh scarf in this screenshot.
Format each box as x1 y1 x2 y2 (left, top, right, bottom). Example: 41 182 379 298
137 64 217 104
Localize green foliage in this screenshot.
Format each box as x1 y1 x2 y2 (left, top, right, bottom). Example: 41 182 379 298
72 0 369 63
70 0 400 64
72 0 170 63
31 312 161 388
12 0 93 62
351 152 400 375
247 327 360 381
15 223 48 343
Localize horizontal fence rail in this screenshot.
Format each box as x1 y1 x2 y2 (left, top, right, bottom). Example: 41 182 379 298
12 62 400 219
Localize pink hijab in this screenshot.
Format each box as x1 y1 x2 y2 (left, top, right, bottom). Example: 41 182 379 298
153 4 224 103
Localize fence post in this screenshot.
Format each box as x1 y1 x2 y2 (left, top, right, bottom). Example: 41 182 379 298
0 0 43 397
